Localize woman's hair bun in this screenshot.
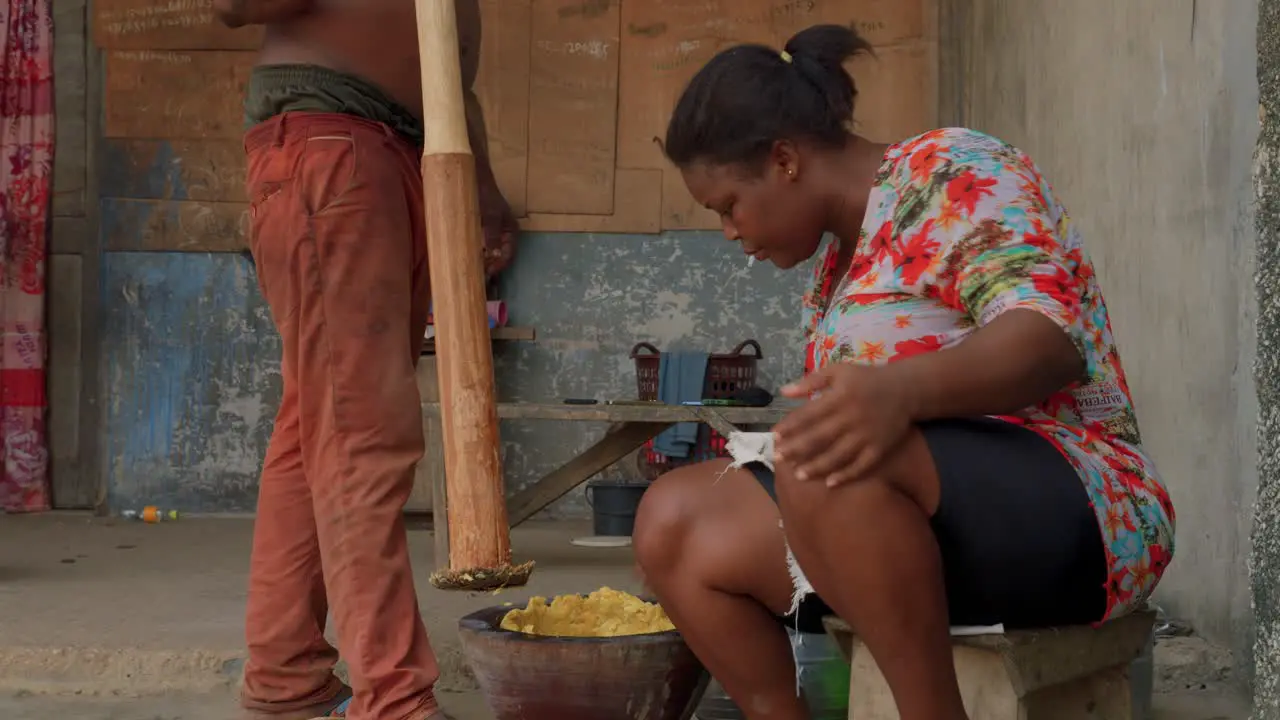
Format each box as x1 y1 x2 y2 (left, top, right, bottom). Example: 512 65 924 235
663 23 874 168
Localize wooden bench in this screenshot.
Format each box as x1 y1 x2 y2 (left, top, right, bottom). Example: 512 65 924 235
418 394 786 571
822 612 1155 720
408 326 537 514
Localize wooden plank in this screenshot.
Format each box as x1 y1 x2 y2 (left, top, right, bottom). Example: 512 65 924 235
85 11 107 515
507 421 671 526
423 401 790 425
409 359 451 572
475 0 532 217
100 198 248 252
50 216 93 256
53 0 88 218
408 359 441 513
101 139 246 202
104 50 253 139
522 168 661 233
525 0 621 215
93 0 264 50
49 255 91 509
421 325 537 354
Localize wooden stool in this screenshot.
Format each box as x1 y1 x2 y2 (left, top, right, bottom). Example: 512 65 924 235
822 610 1154 720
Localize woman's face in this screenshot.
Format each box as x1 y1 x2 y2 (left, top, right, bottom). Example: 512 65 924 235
680 152 827 269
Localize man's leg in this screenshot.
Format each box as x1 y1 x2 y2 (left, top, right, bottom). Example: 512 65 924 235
241 386 350 716
241 119 347 718
288 120 439 720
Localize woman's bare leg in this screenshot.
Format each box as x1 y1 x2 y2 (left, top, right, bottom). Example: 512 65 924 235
776 428 967 720
633 459 810 720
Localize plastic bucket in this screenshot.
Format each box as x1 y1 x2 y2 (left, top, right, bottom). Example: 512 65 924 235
585 480 648 536
694 630 850 719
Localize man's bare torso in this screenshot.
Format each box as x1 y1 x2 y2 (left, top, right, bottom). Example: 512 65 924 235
255 0 481 119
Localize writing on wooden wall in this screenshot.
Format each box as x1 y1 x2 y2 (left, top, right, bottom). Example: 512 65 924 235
93 0 936 251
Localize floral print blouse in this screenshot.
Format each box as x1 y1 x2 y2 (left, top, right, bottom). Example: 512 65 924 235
802 127 1175 621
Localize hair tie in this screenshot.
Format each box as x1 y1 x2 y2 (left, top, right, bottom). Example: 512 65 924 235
779 50 793 64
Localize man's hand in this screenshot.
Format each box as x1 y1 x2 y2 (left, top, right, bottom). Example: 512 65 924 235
773 363 916 488
476 167 518 277
213 0 313 28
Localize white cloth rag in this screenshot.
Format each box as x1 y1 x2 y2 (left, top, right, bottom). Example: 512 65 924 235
725 431 814 617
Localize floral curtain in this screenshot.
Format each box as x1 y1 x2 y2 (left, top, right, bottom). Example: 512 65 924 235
0 0 52 512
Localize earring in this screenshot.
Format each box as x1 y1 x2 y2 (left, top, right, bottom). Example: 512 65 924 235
787 169 795 178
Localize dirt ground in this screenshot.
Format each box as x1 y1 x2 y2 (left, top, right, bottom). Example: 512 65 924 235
0 515 1253 719
0 685 1250 720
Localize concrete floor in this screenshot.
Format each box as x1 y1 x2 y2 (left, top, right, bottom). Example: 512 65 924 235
0 514 1252 719
0 514 639 696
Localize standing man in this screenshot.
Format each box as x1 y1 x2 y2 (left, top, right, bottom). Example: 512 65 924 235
212 1 517 718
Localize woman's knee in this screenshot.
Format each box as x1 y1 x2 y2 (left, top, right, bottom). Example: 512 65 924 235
633 460 731 573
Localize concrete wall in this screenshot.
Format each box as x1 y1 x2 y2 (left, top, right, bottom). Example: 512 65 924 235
943 0 1261 674
98 233 809 515
1250 0 1280 714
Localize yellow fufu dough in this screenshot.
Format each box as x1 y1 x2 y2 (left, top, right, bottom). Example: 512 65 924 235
499 587 676 637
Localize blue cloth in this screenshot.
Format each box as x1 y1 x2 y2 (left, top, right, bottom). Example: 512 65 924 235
651 351 709 459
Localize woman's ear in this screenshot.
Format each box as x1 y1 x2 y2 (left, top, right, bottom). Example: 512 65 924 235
769 139 801 182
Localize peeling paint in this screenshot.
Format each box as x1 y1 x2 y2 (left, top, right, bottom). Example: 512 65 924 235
98 231 813 517
493 231 810 516
101 252 281 512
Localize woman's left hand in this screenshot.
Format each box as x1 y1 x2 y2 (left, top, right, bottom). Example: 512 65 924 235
773 363 916 487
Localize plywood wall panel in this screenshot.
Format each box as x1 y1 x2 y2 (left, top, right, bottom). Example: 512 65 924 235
104 50 253 139
476 0 533 217
100 139 246 203
759 0 933 46
661 164 720 231
615 1 727 171
525 0 622 215
54 0 88 218
522 168 662 233
94 0 263 50
93 0 937 236
607 0 937 231
101 198 249 252
849 40 937 142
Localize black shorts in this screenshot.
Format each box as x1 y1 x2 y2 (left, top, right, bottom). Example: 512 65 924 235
749 417 1107 634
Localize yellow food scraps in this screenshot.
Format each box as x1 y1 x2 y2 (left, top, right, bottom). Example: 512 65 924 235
499 587 676 637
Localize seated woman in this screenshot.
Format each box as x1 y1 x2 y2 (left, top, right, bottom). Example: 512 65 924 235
632 23 1176 720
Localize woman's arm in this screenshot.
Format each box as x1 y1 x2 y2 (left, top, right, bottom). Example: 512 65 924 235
885 143 1093 422
884 308 1085 422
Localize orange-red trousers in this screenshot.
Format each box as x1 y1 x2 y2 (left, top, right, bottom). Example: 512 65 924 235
239 112 438 720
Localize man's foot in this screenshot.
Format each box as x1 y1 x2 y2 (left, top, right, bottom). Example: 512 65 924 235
308 697 453 719
307 695 351 718
244 686 352 720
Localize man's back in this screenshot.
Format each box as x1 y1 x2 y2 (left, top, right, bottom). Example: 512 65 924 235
214 0 482 120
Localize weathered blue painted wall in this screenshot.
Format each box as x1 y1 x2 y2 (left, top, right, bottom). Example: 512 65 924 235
100 233 810 514
101 252 280 512
492 232 810 517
